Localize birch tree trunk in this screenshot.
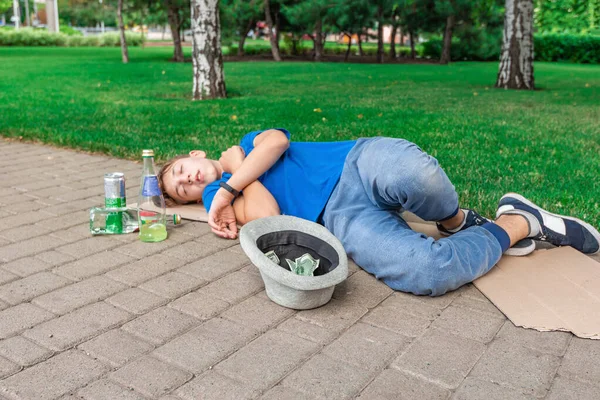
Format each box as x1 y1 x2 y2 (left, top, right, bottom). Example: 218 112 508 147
13 0 19 29
440 15 455 64
496 0 534 89
191 0 226 100
264 0 281 61
117 0 129 63
314 18 323 61
166 4 184 62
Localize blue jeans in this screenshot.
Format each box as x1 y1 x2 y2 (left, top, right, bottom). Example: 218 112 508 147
321 137 503 296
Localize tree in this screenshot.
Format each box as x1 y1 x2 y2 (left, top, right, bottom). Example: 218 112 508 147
496 0 534 89
264 0 281 60
191 0 226 99
220 0 262 56
163 0 188 62
117 0 129 63
283 0 330 60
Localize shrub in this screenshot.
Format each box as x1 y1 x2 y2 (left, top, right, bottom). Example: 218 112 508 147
0 28 144 47
60 26 83 36
536 33 600 63
423 33 600 63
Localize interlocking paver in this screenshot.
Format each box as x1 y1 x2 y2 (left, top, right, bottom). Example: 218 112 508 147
450 294 505 318
32 276 127 315
0 271 17 286
357 368 451 400
77 379 148 400
333 270 394 308
23 302 131 351
323 322 411 371
167 291 229 320
295 298 369 334
53 251 137 281
0 336 54 367
0 350 108 400
177 249 250 281
221 292 295 333
282 353 375 399
176 371 256 400
34 250 75 267
558 337 600 386
106 287 168 315
276 316 339 345
139 272 206 299
0 223 53 243
0 235 66 262
153 317 260 373
453 377 536 400
495 321 571 356
392 328 486 389
162 241 221 263
78 329 154 368
216 330 320 392
0 272 72 305
546 376 600 400
0 303 55 339
469 339 561 398
1 257 52 277
0 357 19 379
122 306 199 345
429 305 505 343
110 356 192 398
105 254 187 286
200 270 264 303
55 236 120 259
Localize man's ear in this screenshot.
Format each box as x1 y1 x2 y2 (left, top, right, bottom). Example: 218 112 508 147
189 150 206 158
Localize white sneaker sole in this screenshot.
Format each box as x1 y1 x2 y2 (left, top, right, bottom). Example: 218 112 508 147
497 192 600 255
504 239 536 257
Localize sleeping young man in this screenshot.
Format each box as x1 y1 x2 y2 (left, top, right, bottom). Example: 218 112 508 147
157 128 600 296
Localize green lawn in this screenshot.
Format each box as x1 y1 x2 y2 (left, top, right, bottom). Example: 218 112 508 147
1 47 599 224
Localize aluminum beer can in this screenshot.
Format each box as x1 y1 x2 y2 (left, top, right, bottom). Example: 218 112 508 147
104 173 126 234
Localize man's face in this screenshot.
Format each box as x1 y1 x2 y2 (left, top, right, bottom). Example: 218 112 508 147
162 151 220 203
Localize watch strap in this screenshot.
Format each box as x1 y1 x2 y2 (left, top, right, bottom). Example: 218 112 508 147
219 181 241 197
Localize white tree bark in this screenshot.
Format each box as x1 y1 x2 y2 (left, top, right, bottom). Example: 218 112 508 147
12 0 19 29
45 0 59 32
496 0 534 90
191 0 226 100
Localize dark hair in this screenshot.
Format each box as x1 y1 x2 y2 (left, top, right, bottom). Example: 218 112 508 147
157 154 190 207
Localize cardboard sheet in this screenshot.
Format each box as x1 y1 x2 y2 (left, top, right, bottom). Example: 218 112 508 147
134 206 600 339
473 247 600 340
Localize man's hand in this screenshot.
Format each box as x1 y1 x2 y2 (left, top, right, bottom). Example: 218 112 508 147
208 188 238 239
219 146 245 175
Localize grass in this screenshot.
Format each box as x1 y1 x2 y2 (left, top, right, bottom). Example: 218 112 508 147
0 47 599 224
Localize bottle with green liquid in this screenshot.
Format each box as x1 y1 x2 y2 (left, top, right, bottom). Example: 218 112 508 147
138 149 168 242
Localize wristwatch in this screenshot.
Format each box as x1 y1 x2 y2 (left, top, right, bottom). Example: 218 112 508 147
219 181 241 198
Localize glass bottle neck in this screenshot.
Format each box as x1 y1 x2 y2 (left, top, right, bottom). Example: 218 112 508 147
142 156 155 174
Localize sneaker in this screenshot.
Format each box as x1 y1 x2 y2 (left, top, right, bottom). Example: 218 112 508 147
504 238 536 256
496 193 600 255
437 209 491 236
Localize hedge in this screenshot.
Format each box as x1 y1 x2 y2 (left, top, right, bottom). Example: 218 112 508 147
422 33 600 63
0 28 144 47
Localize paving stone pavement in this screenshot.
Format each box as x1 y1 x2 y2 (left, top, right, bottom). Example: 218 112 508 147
0 138 599 400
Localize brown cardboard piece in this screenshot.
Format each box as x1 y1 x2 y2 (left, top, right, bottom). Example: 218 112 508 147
406 219 600 340
152 205 600 339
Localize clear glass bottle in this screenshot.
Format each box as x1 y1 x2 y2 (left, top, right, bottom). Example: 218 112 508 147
90 207 181 235
138 149 168 242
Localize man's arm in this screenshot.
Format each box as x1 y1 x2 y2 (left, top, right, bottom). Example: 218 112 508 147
225 129 289 193
232 180 280 225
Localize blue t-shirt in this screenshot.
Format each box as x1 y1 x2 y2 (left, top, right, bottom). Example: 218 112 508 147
202 129 356 222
